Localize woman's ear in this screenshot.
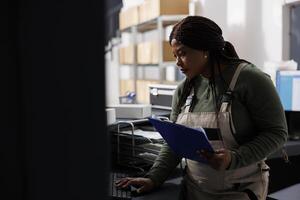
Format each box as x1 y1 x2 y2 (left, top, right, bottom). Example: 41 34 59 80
203 51 209 59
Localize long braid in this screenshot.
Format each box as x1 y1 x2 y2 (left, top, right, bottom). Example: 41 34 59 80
176 78 195 113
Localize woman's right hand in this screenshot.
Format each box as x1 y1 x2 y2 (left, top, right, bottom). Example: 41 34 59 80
115 177 155 194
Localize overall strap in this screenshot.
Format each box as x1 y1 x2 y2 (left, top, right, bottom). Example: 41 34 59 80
219 62 248 112
229 62 248 91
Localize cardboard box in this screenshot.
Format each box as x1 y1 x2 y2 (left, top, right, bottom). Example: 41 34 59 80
120 0 189 29
119 45 135 64
152 41 174 63
119 79 134 96
137 42 152 64
119 47 125 64
162 41 174 62
108 104 152 119
119 6 139 30
138 1 151 23
137 41 174 64
136 80 159 103
125 45 135 64
119 79 159 104
139 0 189 23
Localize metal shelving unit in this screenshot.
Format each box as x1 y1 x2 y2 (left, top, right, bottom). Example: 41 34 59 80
119 15 187 98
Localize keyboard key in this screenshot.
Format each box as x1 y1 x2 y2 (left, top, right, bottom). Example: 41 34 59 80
110 172 132 200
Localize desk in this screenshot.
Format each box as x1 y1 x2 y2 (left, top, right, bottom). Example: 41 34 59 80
268 140 300 159
266 141 300 193
128 141 300 199
109 111 300 199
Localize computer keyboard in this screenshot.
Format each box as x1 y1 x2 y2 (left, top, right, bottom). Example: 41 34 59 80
109 172 132 200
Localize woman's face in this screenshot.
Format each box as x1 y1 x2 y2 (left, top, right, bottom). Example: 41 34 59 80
171 39 208 79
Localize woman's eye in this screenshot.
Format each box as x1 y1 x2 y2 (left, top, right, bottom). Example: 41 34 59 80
180 51 186 57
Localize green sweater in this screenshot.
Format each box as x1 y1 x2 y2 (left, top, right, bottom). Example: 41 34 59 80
146 63 288 187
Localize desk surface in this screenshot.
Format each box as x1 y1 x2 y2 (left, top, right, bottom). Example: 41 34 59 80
268 140 300 158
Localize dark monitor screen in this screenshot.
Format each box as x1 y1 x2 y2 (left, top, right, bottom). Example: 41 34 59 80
285 111 300 139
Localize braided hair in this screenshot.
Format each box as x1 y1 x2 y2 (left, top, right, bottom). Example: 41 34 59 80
170 16 248 113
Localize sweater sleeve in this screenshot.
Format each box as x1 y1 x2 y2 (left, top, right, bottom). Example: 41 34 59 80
228 66 288 169
145 84 183 186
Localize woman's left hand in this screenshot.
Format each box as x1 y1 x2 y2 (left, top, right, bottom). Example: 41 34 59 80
197 148 232 170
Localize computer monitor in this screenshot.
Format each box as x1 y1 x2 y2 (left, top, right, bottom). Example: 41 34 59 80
276 70 300 111
276 71 300 140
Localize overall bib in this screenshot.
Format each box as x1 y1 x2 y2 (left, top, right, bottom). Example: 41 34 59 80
177 63 269 200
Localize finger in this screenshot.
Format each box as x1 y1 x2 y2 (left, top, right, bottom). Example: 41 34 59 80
196 150 208 159
137 185 146 194
196 150 205 158
115 177 130 184
214 148 226 154
115 178 131 187
115 178 126 184
115 179 125 186
123 179 143 188
198 149 214 159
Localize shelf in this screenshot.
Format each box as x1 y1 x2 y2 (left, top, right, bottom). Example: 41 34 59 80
118 13 186 103
120 15 187 33
119 62 176 67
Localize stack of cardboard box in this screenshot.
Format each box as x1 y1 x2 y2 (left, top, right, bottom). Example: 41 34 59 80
118 0 189 103
138 0 189 23
119 6 139 30
119 0 189 29
137 41 174 64
152 41 174 63
136 80 159 103
137 42 152 64
119 79 134 97
119 45 134 65
119 79 160 104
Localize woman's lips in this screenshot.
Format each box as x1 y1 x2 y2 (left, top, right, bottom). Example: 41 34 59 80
180 68 188 73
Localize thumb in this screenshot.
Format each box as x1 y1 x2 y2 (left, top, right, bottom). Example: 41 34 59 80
137 185 146 193
215 148 226 154
198 149 214 159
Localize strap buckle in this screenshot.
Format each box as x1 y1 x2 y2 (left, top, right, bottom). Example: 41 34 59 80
221 90 233 103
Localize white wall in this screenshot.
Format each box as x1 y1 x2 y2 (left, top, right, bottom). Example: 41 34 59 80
197 0 285 67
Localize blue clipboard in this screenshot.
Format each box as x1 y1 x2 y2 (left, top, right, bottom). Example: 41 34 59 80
148 117 214 163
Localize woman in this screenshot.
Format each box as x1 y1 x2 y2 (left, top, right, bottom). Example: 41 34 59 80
116 16 288 200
